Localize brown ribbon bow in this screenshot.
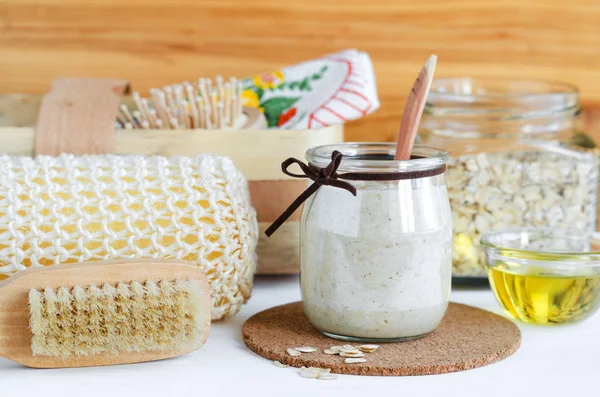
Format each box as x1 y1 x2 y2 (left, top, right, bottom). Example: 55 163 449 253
265 151 356 237
265 150 446 237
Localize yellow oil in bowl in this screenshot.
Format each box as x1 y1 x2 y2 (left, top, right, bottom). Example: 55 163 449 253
488 263 600 324
482 229 600 325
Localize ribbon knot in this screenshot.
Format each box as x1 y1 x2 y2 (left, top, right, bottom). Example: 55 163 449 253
265 150 446 237
265 151 356 237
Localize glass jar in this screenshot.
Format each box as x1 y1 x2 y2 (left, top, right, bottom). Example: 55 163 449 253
300 143 452 342
419 78 599 281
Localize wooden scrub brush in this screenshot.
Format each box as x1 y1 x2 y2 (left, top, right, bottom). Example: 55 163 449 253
0 259 211 368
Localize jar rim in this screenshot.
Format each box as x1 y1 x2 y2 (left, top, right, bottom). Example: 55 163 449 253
306 143 448 173
428 77 578 100
425 77 580 119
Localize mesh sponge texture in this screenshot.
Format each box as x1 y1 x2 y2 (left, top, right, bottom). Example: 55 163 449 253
0 154 258 320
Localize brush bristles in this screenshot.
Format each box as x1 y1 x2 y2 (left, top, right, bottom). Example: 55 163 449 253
117 76 245 130
28 280 205 358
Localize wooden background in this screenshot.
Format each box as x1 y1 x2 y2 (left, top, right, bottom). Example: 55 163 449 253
1 0 600 141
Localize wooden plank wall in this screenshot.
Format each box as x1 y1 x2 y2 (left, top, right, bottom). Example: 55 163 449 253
1 0 600 141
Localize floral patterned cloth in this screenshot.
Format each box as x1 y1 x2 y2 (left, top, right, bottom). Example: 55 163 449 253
241 49 379 129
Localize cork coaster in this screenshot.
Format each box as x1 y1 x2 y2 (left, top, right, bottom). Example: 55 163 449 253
242 302 520 376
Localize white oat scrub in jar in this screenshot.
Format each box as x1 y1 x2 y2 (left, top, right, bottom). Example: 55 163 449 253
271 143 452 342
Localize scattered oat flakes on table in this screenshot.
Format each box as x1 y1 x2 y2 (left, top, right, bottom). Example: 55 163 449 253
294 346 318 353
345 358 367 364
287 348 302 357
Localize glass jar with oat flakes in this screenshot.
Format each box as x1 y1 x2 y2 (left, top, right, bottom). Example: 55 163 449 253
419 78 599 282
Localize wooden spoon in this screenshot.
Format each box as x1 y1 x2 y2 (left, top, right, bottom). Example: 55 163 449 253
394 55 437 160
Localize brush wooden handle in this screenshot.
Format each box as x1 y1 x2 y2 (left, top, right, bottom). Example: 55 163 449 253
0 259 210 368
35 78 129 156
395 55 437 160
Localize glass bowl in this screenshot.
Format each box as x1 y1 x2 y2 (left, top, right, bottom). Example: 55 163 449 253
481 228 600 325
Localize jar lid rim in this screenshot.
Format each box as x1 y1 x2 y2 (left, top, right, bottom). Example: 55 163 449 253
306 143 448 173
428 77 579 99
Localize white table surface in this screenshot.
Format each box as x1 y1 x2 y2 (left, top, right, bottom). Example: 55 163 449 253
1 275 598 396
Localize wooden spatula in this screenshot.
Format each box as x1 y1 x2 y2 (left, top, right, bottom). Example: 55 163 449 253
0 259 210 368
394 55 437 160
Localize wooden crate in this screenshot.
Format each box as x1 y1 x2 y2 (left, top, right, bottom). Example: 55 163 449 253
0 94 344 274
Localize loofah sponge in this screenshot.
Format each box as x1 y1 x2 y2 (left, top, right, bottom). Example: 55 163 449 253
0 154 258 320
